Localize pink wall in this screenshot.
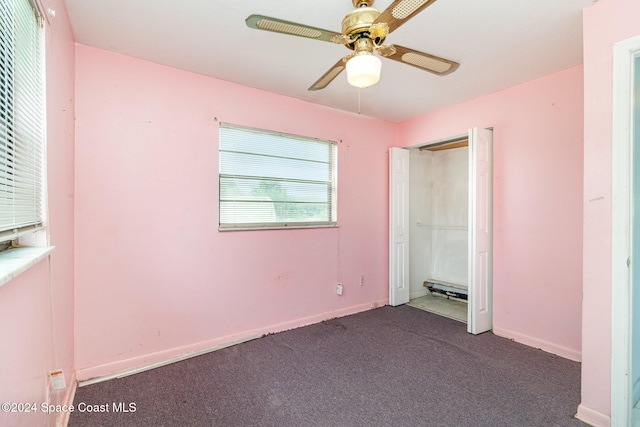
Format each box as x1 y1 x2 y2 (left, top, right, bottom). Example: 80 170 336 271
74 43 587 381
0 1 76 426
400 65 585 361
579 0 640 425
74 44 397 379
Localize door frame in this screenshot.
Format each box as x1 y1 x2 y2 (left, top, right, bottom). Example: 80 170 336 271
389 147 411 306
467 127 494 334
389 128 493 334
611 34 640 427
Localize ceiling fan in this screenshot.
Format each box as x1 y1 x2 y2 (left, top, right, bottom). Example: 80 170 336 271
245 0 459 91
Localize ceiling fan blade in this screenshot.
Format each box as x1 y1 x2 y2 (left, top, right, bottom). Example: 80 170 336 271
373 0 438 33
308 56 351 91
246 15 343 43
382 44 459 75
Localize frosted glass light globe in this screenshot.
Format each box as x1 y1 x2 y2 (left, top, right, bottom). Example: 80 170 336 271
346 53 382 88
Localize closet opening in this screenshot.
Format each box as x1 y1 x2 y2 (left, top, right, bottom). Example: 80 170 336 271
407 138 470 323
389 127 493 334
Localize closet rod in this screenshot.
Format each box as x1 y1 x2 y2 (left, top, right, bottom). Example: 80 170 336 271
418 134 468 151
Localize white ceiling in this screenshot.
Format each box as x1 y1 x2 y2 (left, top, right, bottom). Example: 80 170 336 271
63 0 593 122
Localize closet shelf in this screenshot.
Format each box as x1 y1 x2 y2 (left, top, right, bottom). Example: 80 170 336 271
415 223 468 231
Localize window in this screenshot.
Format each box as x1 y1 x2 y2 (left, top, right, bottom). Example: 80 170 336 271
0 0 45 243
219 123 337 230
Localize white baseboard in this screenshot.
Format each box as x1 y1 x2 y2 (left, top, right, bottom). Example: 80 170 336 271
56 371 77 427
78 334 260 387
410 288 428 299
492 326 581 362
76 298 388 385
576 403 611 427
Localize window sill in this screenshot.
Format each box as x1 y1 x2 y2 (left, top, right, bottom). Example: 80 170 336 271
219 222 338 231
0 246 55 288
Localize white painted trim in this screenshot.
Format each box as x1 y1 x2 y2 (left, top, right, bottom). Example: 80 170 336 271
493 326 581 362
78 335 260 387
0 245 54 288
56 371 77 427
577 403 612 427
76 299 388 384
409 288 429 300
389 147 411 306
611 34 640 427
467 127 493 335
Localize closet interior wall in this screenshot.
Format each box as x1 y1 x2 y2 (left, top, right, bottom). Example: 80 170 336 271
409 146 469 299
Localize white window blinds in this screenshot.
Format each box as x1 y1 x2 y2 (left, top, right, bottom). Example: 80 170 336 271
0 0 44 242
219 123 337 230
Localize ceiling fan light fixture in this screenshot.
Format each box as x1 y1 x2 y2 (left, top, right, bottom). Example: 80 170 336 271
346 52 381 88
246 0 459 92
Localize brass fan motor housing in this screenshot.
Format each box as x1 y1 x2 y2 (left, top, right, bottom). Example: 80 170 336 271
341 7 385 49
352 0 374 7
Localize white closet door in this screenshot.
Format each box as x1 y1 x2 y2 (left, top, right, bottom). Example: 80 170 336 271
467 128 493 334
389 147 410 306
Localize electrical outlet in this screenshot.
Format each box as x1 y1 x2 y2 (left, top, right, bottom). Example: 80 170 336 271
49 370 66 390
359 275 365 286
336 283 343 296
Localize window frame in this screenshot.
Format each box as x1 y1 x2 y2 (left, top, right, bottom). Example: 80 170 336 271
0 0 46 245
218 123 338 231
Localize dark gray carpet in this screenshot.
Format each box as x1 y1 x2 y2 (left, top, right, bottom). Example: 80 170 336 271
69 305 585 426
